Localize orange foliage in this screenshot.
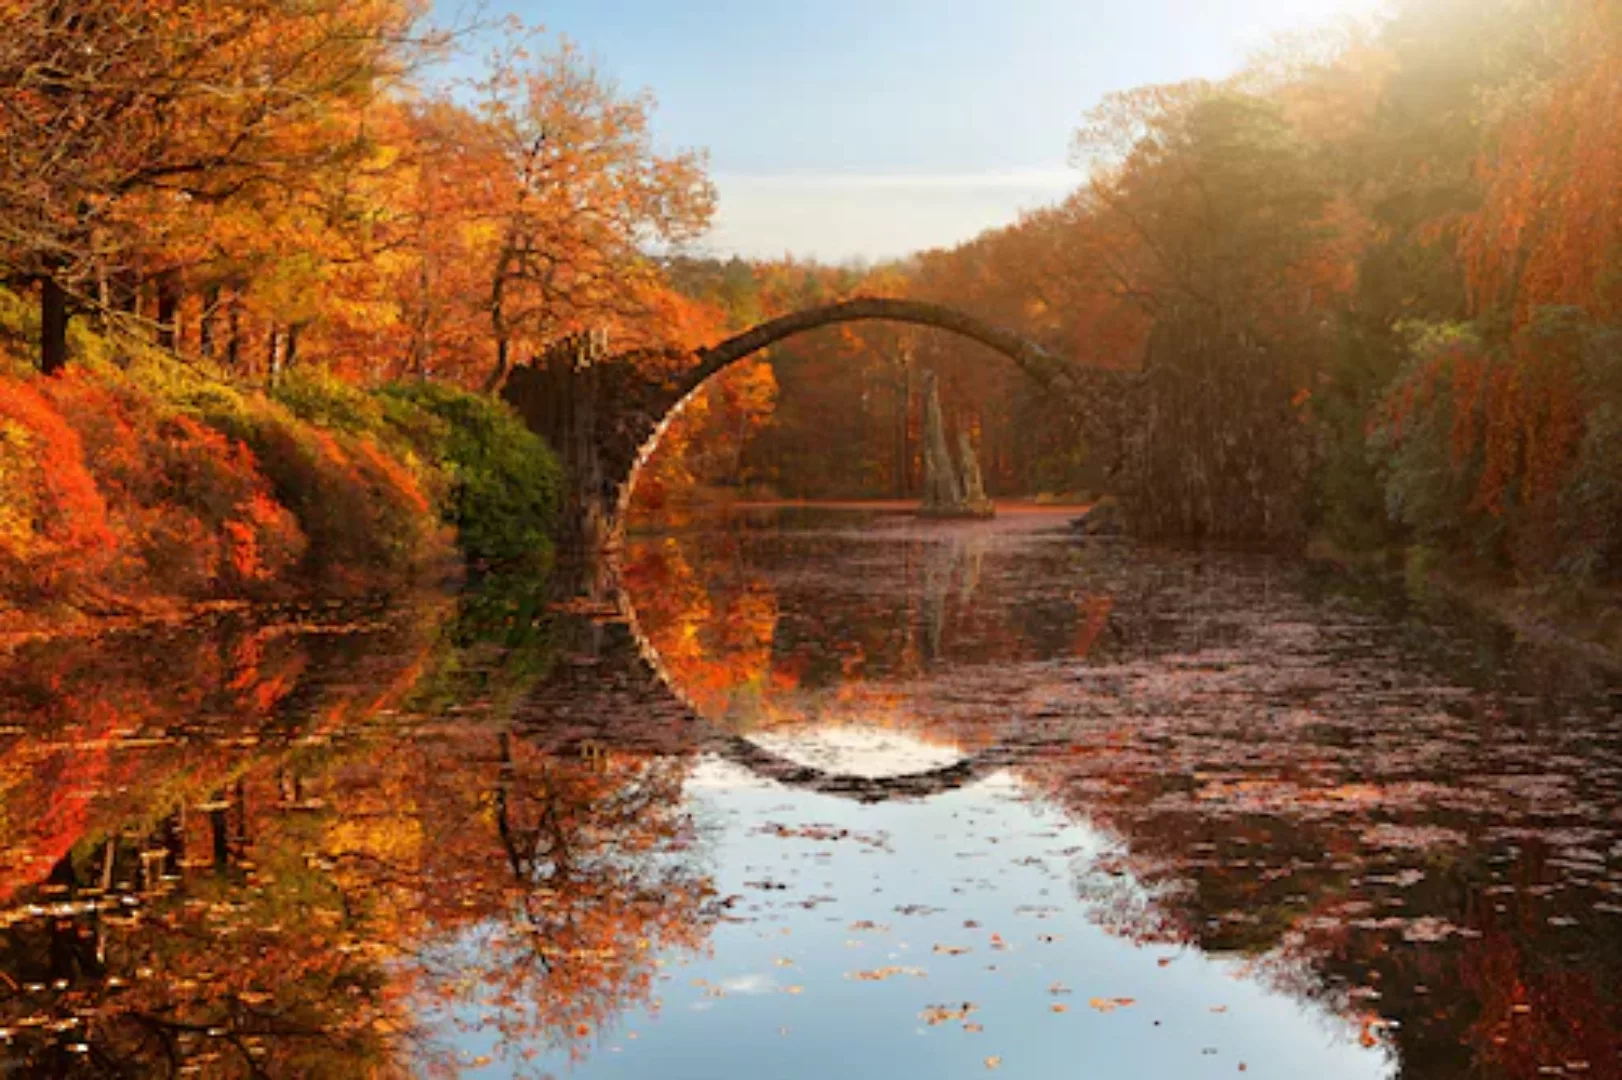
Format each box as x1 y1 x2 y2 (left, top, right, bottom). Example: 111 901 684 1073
1461 0 1622 322
0 373 116 594
30 370 310 600
1383 322 1585 535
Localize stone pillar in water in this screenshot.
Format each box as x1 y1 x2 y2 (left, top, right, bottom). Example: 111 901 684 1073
920 370 966 513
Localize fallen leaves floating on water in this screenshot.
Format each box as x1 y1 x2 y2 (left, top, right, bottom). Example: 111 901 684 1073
920 1003 977 1026
933 944 971 956
984 1056 1001 1070
847 966 926 982
1088 997 1136 1013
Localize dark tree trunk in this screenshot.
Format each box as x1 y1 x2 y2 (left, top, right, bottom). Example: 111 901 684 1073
485 335 512 394
40 276 69 374
209 790 230 870
104 270 139 316
284 323 300 370
155 273 180 350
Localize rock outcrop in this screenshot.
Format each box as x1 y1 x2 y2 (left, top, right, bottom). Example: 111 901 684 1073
919 370 995 519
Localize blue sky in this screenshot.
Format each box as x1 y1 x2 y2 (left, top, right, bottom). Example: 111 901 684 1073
434 1 1384 262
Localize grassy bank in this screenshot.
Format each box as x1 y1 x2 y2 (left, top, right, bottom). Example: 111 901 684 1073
0 294 560 633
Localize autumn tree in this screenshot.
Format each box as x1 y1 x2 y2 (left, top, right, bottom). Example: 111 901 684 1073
1071 86 1341 540
0 0 436 374
472 40 714 393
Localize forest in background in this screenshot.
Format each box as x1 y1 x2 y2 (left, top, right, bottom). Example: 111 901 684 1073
2 0 1620 627
652 0 1622 603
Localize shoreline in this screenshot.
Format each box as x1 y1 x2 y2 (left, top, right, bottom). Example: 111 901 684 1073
1305 539 1622 676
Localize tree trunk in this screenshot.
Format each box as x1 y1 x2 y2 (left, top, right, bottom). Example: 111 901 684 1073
155 273 179 350
226 292 241 370
200 284 220 359
485 335 513 394
413 253 434 378
40 276 69 374
284 323 301 370
267 327 285 383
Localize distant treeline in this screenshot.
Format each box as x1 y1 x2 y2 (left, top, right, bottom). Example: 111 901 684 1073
655 0 1622 591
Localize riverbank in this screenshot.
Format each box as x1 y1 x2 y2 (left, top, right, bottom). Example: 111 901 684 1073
0 302 561 635
625 496 1094 536
1306 537 1622 675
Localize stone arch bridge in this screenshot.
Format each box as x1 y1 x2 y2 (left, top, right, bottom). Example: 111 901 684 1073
502 298 1132 545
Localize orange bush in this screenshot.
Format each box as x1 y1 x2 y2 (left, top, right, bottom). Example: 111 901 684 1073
33 371 309 601
0 372 116 599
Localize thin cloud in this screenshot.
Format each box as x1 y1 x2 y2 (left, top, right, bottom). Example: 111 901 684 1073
700 169 1078 263
712 169 1078 192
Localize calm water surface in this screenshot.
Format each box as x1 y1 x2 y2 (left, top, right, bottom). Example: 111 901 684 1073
1 507 1619 1078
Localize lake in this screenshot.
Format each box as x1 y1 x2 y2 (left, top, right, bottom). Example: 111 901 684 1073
1 506 1618 1078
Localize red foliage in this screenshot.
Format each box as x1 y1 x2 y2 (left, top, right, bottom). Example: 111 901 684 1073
33 371 309 599
0 374 116 594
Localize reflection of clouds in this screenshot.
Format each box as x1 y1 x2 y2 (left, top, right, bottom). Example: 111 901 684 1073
747 725 967 779
716 973 778 996
686 756 779 793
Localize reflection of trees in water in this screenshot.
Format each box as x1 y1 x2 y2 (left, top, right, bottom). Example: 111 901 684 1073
621 520 1622 1078
1015 596 1622 1079
620 525 1109 740
6 524 1617 1077
0 608 444 1077
0 588 716 1077
412 735 713 1069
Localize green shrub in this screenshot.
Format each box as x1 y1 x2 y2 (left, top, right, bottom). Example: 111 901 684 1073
380 381 561 568
270 365 389 438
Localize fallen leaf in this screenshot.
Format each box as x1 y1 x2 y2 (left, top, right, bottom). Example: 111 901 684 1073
920 1003 977 1026
1088 997 1136 1013
847 966 926 982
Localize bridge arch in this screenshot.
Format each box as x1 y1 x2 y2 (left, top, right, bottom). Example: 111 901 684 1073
503 296 1115 545
615 298 1091 529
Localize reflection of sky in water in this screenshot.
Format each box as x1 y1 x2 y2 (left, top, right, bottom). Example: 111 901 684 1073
437 764 1392 1079
741 726 969 779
